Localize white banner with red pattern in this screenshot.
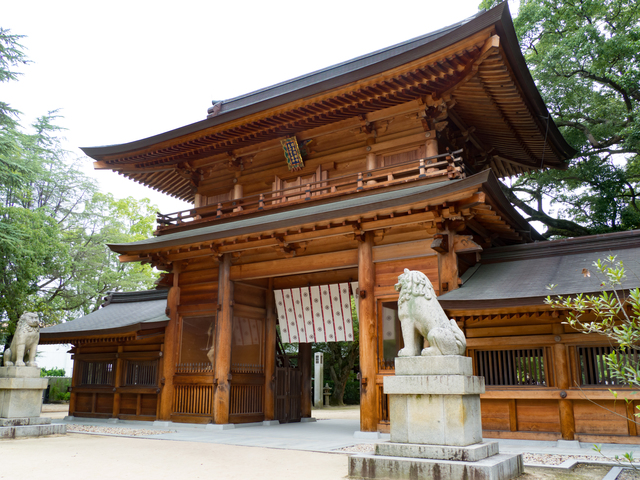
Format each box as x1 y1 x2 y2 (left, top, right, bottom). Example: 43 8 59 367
274 282 358 343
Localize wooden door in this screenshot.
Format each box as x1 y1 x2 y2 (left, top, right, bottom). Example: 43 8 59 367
275 366 301 423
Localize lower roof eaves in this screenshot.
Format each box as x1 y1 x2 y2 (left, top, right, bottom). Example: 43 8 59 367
39 290 169 343
439 230 640 310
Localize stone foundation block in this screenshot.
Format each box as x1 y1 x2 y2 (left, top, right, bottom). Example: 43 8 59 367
394 356 473 376
0 423 66 439
389 393 482 446
376 441 499 462
0 381 48 418
384 374 484 395
0 366 40 378
0 416 52 427
349 452 524 480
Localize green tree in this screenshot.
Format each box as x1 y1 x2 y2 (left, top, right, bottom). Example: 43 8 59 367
479 0 640 237
313 297 359 406
547 256 640 387
0 29 158 338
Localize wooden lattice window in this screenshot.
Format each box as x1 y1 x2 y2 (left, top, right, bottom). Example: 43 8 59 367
577 345 639 386
475 348 547 386
79 360 114 386
123 360 158 387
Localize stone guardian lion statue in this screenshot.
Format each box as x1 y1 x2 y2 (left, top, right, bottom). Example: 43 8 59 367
3 312 41 367
395 269 466 356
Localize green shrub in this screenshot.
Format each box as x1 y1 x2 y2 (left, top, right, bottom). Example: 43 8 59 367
40 367 65 377
45 376 71 403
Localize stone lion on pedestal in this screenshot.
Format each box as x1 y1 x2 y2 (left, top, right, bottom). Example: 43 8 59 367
395 269 466 356
3 312 40 367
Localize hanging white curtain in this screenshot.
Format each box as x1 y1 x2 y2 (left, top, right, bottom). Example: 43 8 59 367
274 282 358 343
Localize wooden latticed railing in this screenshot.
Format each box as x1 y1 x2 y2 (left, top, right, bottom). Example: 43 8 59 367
230 385 264 415
231 363 264 374
378 384 389 424
123 360 158 387
175 362 214 374
475 348 547 386
172 384 213 415
156 149 464 231
79 360 115 386
577 345 639 386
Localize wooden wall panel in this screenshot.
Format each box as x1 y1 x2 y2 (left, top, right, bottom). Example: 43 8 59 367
234 283 266 309
140 394 158 416
573 400 628 435
480 399 511 431
516 400 560 432
120 394 137 415
96 393 114 414
374 256 438 297
179 269 218 285
75 393 92 413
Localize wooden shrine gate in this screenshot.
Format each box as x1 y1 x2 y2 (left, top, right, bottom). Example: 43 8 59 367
275 365 301 423
274 335 301 423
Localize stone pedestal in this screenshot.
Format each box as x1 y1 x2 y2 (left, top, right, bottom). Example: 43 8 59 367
385 356 483 446
348 356 523 480
0 366 66 439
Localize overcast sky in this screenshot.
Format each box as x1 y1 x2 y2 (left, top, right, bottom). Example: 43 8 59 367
4 0 493 214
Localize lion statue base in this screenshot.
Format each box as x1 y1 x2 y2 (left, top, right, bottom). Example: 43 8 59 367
3 312 41 367
395 268 466 357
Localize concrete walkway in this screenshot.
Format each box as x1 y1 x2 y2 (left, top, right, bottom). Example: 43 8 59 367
4 404 639 479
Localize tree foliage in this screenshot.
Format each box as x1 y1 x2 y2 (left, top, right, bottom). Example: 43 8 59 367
313 297 359 406
0 29 158 338
480 0 640 237
546 256 640 388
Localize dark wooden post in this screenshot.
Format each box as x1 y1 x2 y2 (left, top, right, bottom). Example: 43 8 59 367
264 278 276 421
158 266 181 421
69 349 81 416
214 254 234 425
358 231 378 432
299 342 312 418
434 229 458 294
112 345 124 418
553 325 575 440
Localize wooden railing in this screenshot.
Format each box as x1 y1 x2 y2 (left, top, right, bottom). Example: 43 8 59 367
577 345 639 386
475 348 548 386
175 362 214 374
156 149 464 232
172 384 213 415
79 360 115 386
123 360 158 387
230 384 264 415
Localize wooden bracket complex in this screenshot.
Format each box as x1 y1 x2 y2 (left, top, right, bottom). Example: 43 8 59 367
431 234 449 253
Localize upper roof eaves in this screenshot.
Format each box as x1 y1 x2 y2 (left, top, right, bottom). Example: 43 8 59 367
80 6 500 159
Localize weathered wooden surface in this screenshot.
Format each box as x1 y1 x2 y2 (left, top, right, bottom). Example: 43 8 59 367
213 254 234 424
358 232 377 432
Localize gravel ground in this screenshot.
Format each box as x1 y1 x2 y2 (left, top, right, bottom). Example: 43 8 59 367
334 444 633 468
66 424 174 436
618 469 640 479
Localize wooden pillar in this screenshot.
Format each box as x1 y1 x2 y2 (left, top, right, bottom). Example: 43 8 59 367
627 401 638 436
158 267 181 420
264 278 276 421
233 183 243 212
299 343 312 418
112 345 124 418
435 230 458 294
194 193 204 208
553 325 575 440
214 254 234 425
366 153 377 185
358 231 378 432
425 130 438 159
68 350 81 416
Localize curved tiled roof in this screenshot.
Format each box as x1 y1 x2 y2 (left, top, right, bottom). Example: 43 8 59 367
40 290 169 341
